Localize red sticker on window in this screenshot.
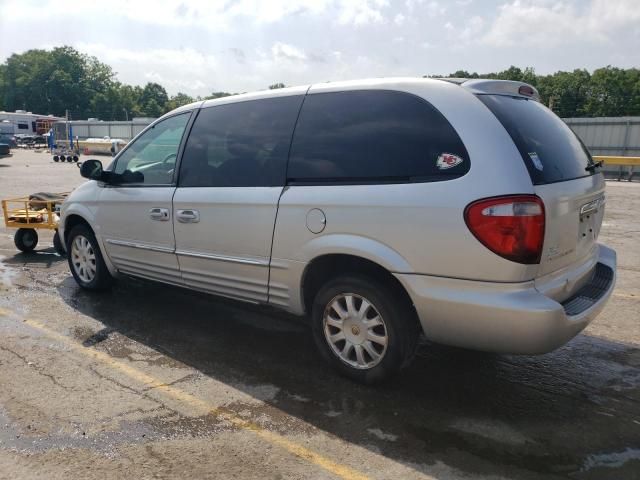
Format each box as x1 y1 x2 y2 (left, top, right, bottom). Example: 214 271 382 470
436 153 463 169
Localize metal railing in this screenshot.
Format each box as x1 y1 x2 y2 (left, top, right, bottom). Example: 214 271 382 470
594 156 640 181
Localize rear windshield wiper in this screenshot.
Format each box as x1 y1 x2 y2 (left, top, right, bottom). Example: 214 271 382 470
585 160 603 172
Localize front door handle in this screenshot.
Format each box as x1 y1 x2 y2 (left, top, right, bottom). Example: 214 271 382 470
149 207 170 221
176 209 200 223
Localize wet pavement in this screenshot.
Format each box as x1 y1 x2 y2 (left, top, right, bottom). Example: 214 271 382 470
1 150 639 479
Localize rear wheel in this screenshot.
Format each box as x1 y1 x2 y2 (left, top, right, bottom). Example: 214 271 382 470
311 275 418 384
14 228 38 252
66 225 113 290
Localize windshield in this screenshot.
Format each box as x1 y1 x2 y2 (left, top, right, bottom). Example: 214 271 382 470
478 95 595 185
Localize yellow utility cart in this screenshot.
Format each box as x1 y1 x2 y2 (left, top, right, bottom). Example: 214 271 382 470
1 192 68 254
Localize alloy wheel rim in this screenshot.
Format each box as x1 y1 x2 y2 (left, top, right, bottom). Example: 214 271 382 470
323 293 388 369
71 235 96 283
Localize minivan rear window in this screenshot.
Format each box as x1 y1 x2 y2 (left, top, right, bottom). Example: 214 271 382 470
478 95 595 185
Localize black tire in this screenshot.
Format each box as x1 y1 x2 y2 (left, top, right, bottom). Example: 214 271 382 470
14 228 38 253
311 275 419 384
66 155 73 162
53 155 59 162
66 224 113 290
53 230 65 256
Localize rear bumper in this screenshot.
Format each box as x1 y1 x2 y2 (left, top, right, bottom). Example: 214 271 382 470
395 244 616 354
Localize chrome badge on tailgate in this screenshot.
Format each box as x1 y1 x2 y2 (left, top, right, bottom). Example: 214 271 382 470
579 194 605 241
580 195 605 218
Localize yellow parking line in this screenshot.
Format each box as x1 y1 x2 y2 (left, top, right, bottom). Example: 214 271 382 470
25 319 370 480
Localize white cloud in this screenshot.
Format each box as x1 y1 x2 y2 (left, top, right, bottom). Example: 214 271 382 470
483 1 583 47
76 43 219 93
406 0 446 17
483 0 640 47
460 15 485 41
271 42 307 61
1 0 639 96
337 0 389 26
0 0 393 28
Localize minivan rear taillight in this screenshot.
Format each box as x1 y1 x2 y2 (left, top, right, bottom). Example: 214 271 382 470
464 195 545 264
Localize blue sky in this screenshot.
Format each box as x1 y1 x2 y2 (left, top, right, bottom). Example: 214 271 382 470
1 0 638 96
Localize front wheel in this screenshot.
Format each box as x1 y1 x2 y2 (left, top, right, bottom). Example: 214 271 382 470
14 228 38 252
311 275 419 384
53 230 65 256
66 225 113 290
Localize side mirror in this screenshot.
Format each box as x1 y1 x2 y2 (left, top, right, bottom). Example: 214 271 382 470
79 159 105 181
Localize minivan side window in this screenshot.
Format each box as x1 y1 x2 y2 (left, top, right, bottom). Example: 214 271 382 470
112 112 190 185
287 90 469 183
178 95 304 187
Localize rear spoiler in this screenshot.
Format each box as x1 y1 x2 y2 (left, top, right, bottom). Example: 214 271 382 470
437 78 540 101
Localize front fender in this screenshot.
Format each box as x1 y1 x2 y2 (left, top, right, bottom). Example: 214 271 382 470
60 196 118 277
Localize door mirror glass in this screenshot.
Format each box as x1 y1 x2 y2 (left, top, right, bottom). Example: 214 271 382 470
79 159 104 181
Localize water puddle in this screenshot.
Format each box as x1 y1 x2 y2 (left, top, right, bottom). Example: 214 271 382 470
582 447 640 471
0 255 17 290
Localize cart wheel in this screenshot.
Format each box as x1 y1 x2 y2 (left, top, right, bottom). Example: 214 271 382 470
53 155 59 162
53 231 65 256
14 228 38 253
72 155 79 162
66 156 73 162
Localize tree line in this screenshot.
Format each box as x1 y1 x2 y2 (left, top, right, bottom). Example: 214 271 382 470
434 66 640 118
1 46 639 120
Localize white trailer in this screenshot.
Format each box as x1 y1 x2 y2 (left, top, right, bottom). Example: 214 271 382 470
0 111 63 135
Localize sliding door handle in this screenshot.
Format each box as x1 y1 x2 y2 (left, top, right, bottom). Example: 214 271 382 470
176 209 200 223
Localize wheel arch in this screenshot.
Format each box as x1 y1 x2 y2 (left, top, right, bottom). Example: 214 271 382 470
62 209 118 277
300 253 417 322
63 214 93 242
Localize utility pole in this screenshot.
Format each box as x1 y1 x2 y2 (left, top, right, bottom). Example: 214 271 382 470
65 109 69 148
123 108 128 121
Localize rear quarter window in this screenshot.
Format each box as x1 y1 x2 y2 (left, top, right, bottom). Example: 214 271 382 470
477 95 595 185
287 90 469 184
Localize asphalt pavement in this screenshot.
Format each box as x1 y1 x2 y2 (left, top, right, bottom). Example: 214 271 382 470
0 149 639 479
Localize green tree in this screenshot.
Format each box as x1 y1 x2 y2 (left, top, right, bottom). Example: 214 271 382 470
584 66 640 117
204 91 233 100
538 69 591 117
138 82 169 117
0 64 7 111
268 82 286 89
0 46 116 118
167 92 194 110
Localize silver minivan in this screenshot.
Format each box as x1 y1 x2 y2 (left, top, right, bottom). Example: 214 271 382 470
60 78 616 383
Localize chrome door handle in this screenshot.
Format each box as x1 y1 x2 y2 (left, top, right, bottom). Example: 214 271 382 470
149 207 170 221
176 209 200 223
